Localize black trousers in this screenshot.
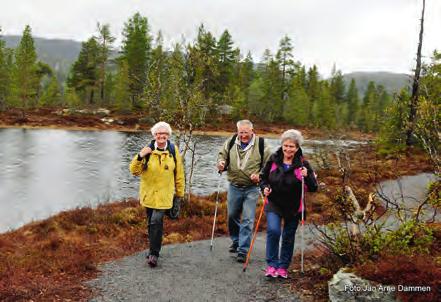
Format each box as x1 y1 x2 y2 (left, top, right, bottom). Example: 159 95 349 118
146 208 166 257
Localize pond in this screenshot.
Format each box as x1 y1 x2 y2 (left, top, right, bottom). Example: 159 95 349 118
0 128 364 232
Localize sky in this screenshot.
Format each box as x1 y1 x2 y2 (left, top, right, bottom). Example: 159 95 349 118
1 0 440 77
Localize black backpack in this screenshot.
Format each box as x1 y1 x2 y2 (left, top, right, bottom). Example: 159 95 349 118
143 139 180 220
224 134 265 170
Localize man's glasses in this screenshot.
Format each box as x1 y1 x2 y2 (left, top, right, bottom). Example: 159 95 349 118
155 132 170 136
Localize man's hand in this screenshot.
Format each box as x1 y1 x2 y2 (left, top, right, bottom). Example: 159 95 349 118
139 146 152 158
301 167 308 177
217 160 226 172
250 173 260 184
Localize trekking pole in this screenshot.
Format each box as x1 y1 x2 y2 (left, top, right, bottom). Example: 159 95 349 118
210 171 222 251
301 175 305 274
243 191 266 272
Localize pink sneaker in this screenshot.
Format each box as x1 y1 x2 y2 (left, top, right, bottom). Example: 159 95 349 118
277 267 288 278
265 266 278 278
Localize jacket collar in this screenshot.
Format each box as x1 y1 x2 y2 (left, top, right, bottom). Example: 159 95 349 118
272 147 303 167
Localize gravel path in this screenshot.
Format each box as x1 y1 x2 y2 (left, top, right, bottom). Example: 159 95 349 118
88 231 318 302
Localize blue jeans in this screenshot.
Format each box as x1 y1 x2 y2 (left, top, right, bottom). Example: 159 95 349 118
266 211 299 268
227 184 259 254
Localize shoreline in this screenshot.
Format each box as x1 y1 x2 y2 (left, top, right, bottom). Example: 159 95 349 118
0 108 375 140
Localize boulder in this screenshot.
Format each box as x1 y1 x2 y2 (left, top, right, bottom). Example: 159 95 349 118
328 268 396 302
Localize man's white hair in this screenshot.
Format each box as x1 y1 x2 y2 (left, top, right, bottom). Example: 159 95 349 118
150 121 172 136
236 119 253 129
281 129 304 147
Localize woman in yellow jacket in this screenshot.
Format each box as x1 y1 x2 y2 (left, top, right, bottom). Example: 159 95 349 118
129 121 185 268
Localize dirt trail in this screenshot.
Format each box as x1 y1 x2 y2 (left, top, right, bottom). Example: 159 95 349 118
88 232 317 302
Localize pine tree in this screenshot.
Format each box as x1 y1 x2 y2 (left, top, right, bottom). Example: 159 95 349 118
358 81 378 132
377 88 409 153
259 49 283 121
283 75 310 126
329 66 346 127
217 30 236 98
95 22 115 104
315 82 336 128
276 35 296 110
306 65 320 122
39 76 61 107
121 12 152 109
114 59 131 113
13 25 40 113
67 37 100 105
0 28 13 110
145 31 168 120
194 24 219 110
345 78 359 127
235 51 255 115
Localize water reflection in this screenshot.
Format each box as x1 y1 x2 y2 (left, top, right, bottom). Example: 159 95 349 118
0 128 364 232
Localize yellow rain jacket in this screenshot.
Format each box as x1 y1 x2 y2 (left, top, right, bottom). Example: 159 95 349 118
129 148 185 209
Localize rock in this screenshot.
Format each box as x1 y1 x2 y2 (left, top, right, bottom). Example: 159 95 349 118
100 117 114 125
328 268 397 302
95 108 110 116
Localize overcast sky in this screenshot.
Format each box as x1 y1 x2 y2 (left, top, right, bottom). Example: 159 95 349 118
1 0 440 76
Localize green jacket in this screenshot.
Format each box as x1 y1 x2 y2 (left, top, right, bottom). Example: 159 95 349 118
130 148 185 209
218 135 272 186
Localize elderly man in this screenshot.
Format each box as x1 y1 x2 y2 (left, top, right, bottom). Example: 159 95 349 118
217 120 272 262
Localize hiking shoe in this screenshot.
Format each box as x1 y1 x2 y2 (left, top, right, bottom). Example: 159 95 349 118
147 255 158 268
229 243 238 253
265 266 278 278
237 253 246 263
277 268 288 279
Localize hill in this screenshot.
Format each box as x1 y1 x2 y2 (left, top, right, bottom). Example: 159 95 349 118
3 35 83 81
342 71 411 95
2 36 411 95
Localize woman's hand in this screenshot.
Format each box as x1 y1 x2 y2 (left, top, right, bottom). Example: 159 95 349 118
139 146 152 158
301 167 308 177
263 187 272 196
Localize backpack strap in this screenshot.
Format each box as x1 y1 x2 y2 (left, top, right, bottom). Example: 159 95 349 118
258 137 264 169
143 140 177 176
224 134 238 171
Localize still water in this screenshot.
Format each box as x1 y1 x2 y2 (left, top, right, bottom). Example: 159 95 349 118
0 128 363 232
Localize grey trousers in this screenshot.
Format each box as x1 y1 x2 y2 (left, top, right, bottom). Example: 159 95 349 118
146 208 166 257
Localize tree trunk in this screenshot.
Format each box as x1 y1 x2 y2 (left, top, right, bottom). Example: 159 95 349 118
406 0 425 145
